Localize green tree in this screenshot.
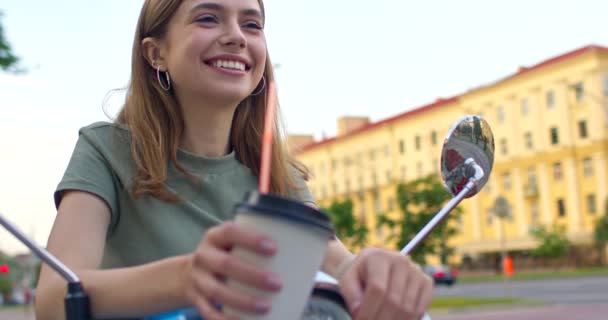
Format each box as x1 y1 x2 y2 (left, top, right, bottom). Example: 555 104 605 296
377 174 462 265
530 225 570 269
0 10 21 72
323 199 368 251
593 197 608 265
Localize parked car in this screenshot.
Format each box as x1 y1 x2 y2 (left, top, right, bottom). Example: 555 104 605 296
423 265 457 286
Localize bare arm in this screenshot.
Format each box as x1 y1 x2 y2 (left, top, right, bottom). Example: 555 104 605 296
321 238 356 279
301 202 355 279
35 191 190 319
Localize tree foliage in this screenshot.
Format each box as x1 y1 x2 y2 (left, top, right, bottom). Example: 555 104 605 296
593 197 608 264
377 174 462 265
323 199 368 251
0 10 21 72
529 225 570 260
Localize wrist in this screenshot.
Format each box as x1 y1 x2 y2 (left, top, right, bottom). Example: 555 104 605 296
334 254 357 280
175 254 194 304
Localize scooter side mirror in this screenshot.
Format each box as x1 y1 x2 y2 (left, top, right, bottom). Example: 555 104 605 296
441 115 494 197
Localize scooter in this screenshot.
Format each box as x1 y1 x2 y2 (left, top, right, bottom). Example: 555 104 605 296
0 115 494 320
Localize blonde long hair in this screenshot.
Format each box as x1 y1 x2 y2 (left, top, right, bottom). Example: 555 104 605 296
117 0 306 202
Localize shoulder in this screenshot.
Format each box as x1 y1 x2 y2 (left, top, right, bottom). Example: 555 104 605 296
77 121 131 150
79 121 129 139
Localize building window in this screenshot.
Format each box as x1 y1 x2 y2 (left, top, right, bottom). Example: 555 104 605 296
321 186 327 199
400 166 406 181
374 196 382 213
546 90 555 108
431 131 438 146
369 149 376 161
343 156 351 167
587 194 597 214
557 199 566 217
573 82 584 102
521 98 529 116
331 159 337 170
527 167 537 185
384 145 390 157
399 139 405 154
415 135 421 150
531 201 539 224
500 138 508 155
583 157 593 177
345 179 351 193
417 162 423 177
385 170 392 182
553 162 562 180
550 127 559 145
497 106 505 123
387 197 395 212
578 120 588 138
486 208 494 225
524 132 533 150
603 74 608 96
503 172 511 190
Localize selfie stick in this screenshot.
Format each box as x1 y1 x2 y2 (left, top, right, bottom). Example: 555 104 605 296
0 212 91 320
259 81 278 194
400 158 484 255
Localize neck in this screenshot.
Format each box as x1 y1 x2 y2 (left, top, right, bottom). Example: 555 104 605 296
178 94 241 158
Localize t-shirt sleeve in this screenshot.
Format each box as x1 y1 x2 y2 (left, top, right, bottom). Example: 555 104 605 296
54 130 119 230
288 167 316 206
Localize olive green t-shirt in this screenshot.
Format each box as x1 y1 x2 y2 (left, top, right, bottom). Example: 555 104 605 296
55 122 315 269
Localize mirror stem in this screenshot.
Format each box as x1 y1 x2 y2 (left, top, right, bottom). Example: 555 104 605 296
400 159 484 256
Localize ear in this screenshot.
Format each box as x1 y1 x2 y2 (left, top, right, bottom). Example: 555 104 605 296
142 37 168 71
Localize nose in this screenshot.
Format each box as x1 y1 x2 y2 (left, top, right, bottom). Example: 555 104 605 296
219 21 246 49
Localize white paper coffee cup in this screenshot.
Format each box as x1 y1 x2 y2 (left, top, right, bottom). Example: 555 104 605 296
224 191 334 319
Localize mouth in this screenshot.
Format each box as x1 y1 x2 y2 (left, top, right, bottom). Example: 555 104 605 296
204 58 251 72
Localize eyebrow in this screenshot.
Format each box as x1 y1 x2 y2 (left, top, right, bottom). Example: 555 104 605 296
192 2 263 20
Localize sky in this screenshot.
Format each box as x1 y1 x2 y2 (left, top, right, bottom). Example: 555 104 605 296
0 0 607 254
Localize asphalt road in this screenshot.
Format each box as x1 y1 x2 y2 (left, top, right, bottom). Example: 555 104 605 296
432 276 608 304
429 276 608 320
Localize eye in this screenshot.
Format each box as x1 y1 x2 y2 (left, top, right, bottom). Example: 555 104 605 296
243 21 263 30
196 14 218 24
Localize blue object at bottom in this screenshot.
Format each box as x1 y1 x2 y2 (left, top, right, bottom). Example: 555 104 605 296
144 308 202 320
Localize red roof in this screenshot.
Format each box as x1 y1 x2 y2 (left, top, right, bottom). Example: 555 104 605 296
296 44 608 154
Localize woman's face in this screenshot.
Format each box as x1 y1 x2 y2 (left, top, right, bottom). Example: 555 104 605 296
159 0 266 104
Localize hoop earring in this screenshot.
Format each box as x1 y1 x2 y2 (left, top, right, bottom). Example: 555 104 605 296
157 65 171 91
250 76 266 96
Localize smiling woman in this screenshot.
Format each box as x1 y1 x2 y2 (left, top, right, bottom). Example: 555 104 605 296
33 1 433 320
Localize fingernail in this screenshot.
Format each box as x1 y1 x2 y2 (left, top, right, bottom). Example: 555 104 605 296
259 239 277 253
266 274 282 289
255 300 271 313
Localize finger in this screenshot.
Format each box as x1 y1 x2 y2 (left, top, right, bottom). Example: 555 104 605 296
379 256 409 320
413 273 434 318
339 261 364 316
193 270 272 315
356 256 391 320
206 221 277 255
189 285 234 320
197 243 282 291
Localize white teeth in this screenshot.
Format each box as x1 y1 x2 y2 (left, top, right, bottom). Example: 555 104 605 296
212 59 246 71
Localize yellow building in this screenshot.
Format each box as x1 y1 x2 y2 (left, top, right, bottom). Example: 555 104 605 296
292 45 608 266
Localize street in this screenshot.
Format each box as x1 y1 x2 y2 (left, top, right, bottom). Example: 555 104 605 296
429 276 608 320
